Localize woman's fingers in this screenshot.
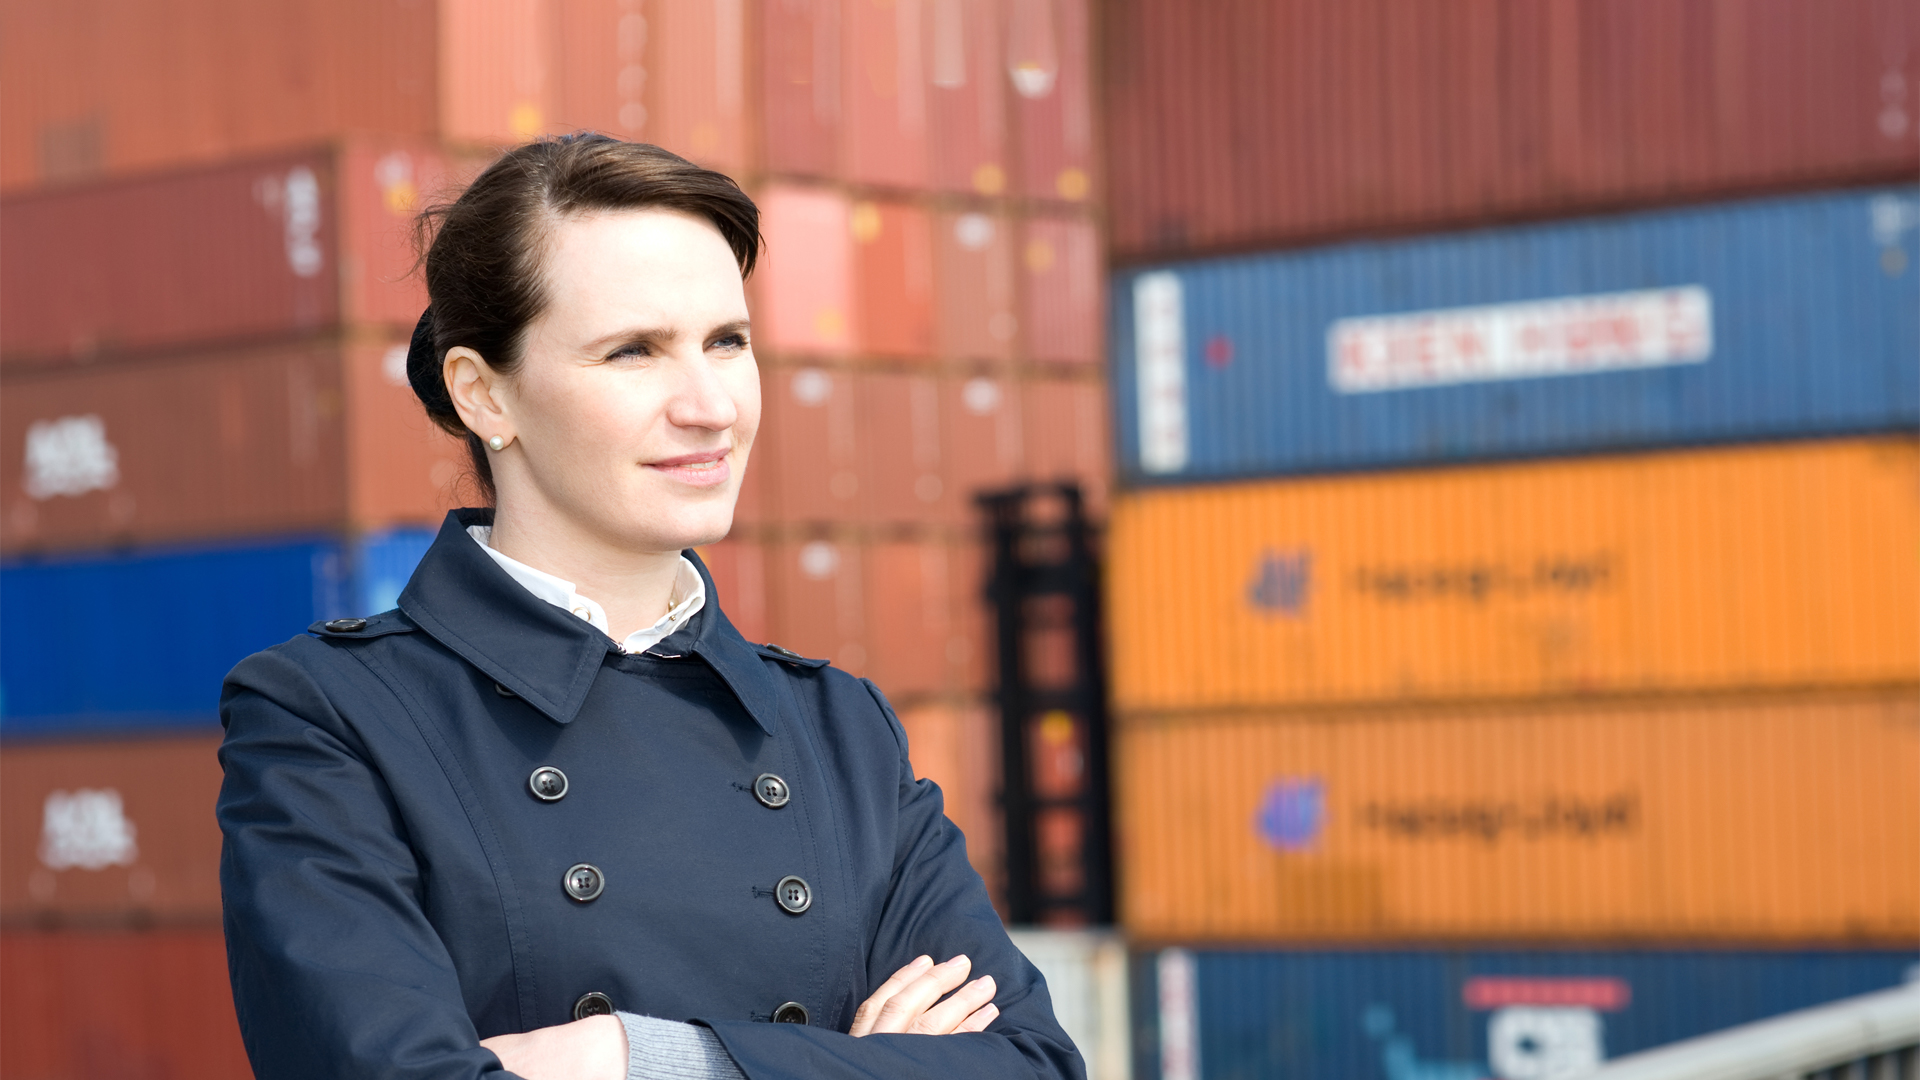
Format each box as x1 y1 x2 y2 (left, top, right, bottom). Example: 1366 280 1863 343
861 954 974 1036
908 974 997 1035
849 954 934 1037
954 1002 1000 1034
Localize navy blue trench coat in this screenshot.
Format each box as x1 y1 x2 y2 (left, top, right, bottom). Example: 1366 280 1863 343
217 509 1083 1080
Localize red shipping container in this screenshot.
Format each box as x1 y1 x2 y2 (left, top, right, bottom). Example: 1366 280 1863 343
1019 376 1108 517
1019 213 1101 364
934 208 1019 361
862 538 957 698
753 185 854 357
761 0 842 177
1 140 459 367
941 371 1024 516
441 0 558 145
1 336 466 553
0 735 225 925
1103 0 1920 260
696 536 770 645
928 0 1011 196
0 0 436 191
766 536 868 671
756 366 862 522
852 199 937 358
1008 0 1094 203
858 370 948 523
1 928 252 1078
842 0 932 189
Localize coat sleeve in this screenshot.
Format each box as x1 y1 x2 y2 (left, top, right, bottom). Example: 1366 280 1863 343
217 644 516 1080
700 680 1086 1080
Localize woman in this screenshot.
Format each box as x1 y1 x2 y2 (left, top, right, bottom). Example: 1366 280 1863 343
217 135 1082 1080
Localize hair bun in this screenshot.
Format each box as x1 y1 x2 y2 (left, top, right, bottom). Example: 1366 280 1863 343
405 307 453 417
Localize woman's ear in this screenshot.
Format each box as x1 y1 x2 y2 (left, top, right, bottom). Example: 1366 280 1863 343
444 346 512 446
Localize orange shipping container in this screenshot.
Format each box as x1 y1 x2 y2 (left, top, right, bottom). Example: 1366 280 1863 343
2 337 467 553
1 928 251 1078
897 699 1003 904
851 199 937 359
1115 692 1920 943
1107 438 1920 712
0 736 225 926
754 186 854 358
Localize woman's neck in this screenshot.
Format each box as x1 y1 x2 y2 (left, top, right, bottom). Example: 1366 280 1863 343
486 503 685 643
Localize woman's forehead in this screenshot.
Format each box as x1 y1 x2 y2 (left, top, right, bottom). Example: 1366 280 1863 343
539 209 747 328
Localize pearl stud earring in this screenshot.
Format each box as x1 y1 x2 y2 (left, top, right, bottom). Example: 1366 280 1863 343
488 435 506 451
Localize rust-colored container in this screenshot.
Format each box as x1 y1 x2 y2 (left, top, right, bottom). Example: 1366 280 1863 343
927 0 1011 197
761 0 842 178
897 699 1003 900
0 735 224 926
1 336 465 553
1 928 251 1077
1103 0 1920 260
756 366 863 523
1115 691 1920 943
1019 375 1109 517
1108 438 1920 713
852 199 937 359
753 185 854 358
859 370 949 522
1008 0 1094 204
940 371 1025 517
934 208 1018 361
766 536 868 671
0 0 435 191
863 538 960 698
2 140 456 367
842 0 931 190
1019 212 1101 364
696 536 771 646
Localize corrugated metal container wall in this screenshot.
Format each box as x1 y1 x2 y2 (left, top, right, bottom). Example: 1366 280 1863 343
1 339 462 552
754 185 855 357
1 929 251 1078
1115 693 1920 943
761 0 841 178
926 0 1009 197
1107 438 1919 713
1 736 225 925
0 0 435 191
1 141 458 366
1008 0 1094 204
1110 187 1920 484
898 699 1002 892
1102 0 1920 260
0 529 435 736
1132 948 1920 1080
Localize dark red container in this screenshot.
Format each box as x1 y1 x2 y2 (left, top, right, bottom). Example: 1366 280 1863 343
1 140 459 367
1 928 252 1078
0 736 225 926
761 0 842 178
1103 0 1920 260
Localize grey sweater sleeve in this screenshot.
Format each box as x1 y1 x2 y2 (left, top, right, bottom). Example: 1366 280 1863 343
616 1013 748 1080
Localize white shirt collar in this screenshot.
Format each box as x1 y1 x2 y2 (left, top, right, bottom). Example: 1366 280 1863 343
466 525 706 654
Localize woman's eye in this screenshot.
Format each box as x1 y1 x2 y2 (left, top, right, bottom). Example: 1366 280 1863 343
607 342 653 360
713 333 748 351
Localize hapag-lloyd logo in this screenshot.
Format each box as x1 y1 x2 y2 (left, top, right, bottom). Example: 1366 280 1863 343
1329 285 1712 392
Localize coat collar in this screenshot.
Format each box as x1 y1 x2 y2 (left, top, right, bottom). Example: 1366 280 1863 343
399 509 782 735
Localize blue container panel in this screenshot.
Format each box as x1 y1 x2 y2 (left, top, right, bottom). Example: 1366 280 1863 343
0 527 436 736
1111 187 1920 482
1131 949 1919 1080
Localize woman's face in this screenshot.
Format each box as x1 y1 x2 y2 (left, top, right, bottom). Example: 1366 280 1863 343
488 208 759 555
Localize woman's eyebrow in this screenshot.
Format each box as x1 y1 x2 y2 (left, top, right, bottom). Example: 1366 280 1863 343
583 325 675 352
707 319 752 339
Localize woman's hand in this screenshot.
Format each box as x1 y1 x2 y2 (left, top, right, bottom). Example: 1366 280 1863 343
849 954 999 1037
480 1013 627 1080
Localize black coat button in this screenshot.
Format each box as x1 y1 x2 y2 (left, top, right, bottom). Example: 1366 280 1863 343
774 875 811 914
753 773 790 809
771 1001 809 1025
529 767 568 801
573 992 615 1020
494 682 518 698
564 863 605 902
325 618 368 633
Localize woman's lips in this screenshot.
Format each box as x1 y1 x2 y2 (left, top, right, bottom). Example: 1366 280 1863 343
646 450 731 488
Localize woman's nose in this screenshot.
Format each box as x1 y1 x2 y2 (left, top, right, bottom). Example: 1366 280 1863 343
666 358 740 431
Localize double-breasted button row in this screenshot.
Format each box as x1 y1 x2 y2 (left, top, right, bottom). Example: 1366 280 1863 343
753 773 790 809
574 992 615 1020
771 1001 809 1025
529 766 568 801
565 863 605 902
774 875 811 914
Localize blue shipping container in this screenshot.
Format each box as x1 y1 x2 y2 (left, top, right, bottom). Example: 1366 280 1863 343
1132 948 1920 1080
1110 187 1920 483
0 527 435 737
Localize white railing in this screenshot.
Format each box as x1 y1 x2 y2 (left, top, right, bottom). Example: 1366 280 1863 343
1587 983 1920 1080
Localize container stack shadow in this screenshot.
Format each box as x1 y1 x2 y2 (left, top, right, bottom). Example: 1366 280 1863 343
0 1 1109 1073
1098 3 1920 1079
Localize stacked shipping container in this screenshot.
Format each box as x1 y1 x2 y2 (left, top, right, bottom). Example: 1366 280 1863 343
1101 2 1920 1077
3 0 1109 1070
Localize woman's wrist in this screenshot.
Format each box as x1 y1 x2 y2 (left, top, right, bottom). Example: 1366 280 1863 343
615 1013 745 1080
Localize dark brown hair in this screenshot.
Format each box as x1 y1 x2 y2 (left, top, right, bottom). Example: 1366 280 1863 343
408 134 760 500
